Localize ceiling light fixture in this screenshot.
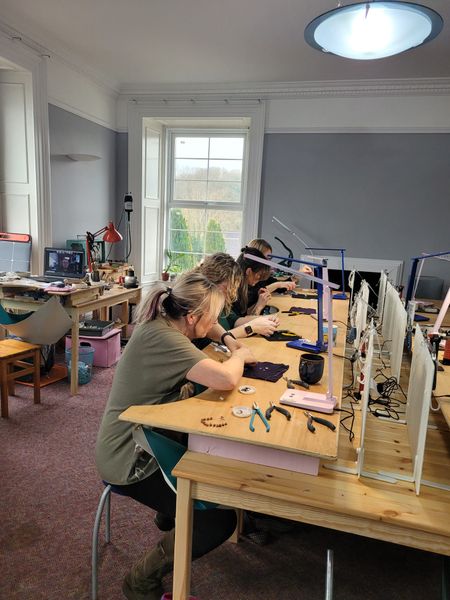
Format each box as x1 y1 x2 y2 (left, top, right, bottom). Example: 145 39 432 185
304 1 443 60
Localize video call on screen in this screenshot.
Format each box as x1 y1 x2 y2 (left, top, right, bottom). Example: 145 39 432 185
48 250 83 275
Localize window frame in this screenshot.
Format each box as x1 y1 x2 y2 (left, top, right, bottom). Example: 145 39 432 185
165 128 248 264
128 100 265 284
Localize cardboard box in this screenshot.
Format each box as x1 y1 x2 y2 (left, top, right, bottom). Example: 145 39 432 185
65 328 121 368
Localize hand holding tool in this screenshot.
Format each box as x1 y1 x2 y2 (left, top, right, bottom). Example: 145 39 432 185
265 401 291 421
249 401 271 432
304 410 336 433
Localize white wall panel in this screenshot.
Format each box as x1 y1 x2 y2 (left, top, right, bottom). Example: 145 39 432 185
266 95 450 132
143 205 159 278
1 193 31 233
0 82 28 183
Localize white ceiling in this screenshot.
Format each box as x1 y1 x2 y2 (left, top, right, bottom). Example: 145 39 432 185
1 0 450 91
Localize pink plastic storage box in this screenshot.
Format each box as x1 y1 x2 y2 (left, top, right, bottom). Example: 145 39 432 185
65 328 121 368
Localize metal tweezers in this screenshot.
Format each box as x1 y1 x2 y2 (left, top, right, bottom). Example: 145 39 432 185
249 402 271 432
265 401 291 421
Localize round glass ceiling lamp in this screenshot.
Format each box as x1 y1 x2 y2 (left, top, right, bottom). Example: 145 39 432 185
304 1 443 60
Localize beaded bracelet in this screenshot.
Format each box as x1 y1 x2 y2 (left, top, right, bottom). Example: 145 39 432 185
201 416 227 428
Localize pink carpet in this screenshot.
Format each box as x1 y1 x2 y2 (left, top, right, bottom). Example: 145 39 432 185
0 357 443 599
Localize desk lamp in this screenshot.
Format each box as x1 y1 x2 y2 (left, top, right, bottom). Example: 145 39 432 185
248 253 339 354
306 247 347 300
404 250 450 349
269 253 328 351
405 250 450 309
86 222 122 272
244 253 339 413
272 216 314 255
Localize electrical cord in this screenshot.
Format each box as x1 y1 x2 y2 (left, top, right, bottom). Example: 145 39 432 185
336 400 356 442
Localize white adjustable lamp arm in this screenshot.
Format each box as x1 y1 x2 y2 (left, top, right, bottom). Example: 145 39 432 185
244 254 339 401
244 253 339 290
272 216 313 254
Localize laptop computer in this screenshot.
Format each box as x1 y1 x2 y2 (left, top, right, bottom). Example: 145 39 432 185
28 247 85 283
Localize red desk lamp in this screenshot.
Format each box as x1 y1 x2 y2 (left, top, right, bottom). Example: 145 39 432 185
86 222 122 272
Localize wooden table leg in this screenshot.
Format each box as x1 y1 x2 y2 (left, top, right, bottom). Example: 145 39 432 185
33 348 41 404
120 300 129 337
0 360 9 418
70 311 79 395
173 477 194 600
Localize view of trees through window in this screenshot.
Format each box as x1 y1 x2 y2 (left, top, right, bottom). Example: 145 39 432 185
167 134 245 272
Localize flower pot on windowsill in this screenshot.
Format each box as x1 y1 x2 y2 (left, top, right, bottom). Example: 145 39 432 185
161 272 170 282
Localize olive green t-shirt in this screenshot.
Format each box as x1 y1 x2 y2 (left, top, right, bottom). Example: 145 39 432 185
95 317 206 486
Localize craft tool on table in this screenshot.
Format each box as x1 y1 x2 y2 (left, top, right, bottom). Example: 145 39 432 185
249 402 271 432
265 401 291 421
304 410 336 433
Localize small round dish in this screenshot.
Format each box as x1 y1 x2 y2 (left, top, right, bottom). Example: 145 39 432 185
238 385 256 394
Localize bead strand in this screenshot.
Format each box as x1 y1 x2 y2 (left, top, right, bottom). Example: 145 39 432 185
201 416 227 428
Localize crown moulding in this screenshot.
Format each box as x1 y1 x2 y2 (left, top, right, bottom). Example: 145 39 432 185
119 77 450 100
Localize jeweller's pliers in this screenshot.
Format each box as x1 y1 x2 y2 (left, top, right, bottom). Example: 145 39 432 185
249 402 271 432
265 401 291 421
304 411 336 433
283 376 309 390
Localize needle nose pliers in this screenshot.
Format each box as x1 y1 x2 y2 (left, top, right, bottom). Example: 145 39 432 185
304 411 336 433
265 401 291 421
249 402 271 432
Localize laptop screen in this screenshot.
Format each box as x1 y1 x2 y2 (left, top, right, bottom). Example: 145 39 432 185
44 248 85 279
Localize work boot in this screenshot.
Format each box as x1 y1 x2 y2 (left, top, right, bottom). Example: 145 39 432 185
154 512 175 532
122 530 175 600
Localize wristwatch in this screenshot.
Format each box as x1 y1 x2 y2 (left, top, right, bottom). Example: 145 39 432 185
220 331 236 345
245 324 253 336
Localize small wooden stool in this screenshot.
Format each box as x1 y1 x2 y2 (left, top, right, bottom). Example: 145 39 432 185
0 339 41 418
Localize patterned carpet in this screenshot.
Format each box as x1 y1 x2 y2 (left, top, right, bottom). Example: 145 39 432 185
0 359 443 600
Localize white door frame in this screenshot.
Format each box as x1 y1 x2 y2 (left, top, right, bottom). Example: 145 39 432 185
0 29 52 273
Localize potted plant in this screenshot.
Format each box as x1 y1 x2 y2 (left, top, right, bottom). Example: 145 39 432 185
161 250 173 281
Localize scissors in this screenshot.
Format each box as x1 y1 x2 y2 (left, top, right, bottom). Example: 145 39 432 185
249 402 271 432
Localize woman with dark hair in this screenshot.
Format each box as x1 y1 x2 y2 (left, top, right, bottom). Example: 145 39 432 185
246 239 313 314
95 271 255 600
194 252 280 343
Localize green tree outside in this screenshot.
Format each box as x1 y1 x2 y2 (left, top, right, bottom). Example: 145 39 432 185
205 218 226 254
169 209 195 271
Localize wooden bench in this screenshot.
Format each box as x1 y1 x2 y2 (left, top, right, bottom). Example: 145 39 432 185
171 451 450 600
0 339 40 417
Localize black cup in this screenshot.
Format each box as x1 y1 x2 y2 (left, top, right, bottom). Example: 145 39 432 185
299 353 324 385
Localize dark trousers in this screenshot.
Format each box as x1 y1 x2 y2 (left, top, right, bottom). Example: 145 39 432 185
109 468 236 559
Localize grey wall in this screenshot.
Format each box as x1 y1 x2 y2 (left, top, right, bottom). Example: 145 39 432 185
260 133 450 293
48 104 118 249
114 132 129 261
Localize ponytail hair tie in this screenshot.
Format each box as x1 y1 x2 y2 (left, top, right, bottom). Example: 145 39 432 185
166 286 172 295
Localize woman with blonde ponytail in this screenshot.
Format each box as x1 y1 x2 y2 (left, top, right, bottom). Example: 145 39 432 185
95 271 255 600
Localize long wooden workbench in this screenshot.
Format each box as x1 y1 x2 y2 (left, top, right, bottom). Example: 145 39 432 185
120 292 450 600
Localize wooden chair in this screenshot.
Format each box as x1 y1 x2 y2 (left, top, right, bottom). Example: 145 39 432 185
0 338 41 418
